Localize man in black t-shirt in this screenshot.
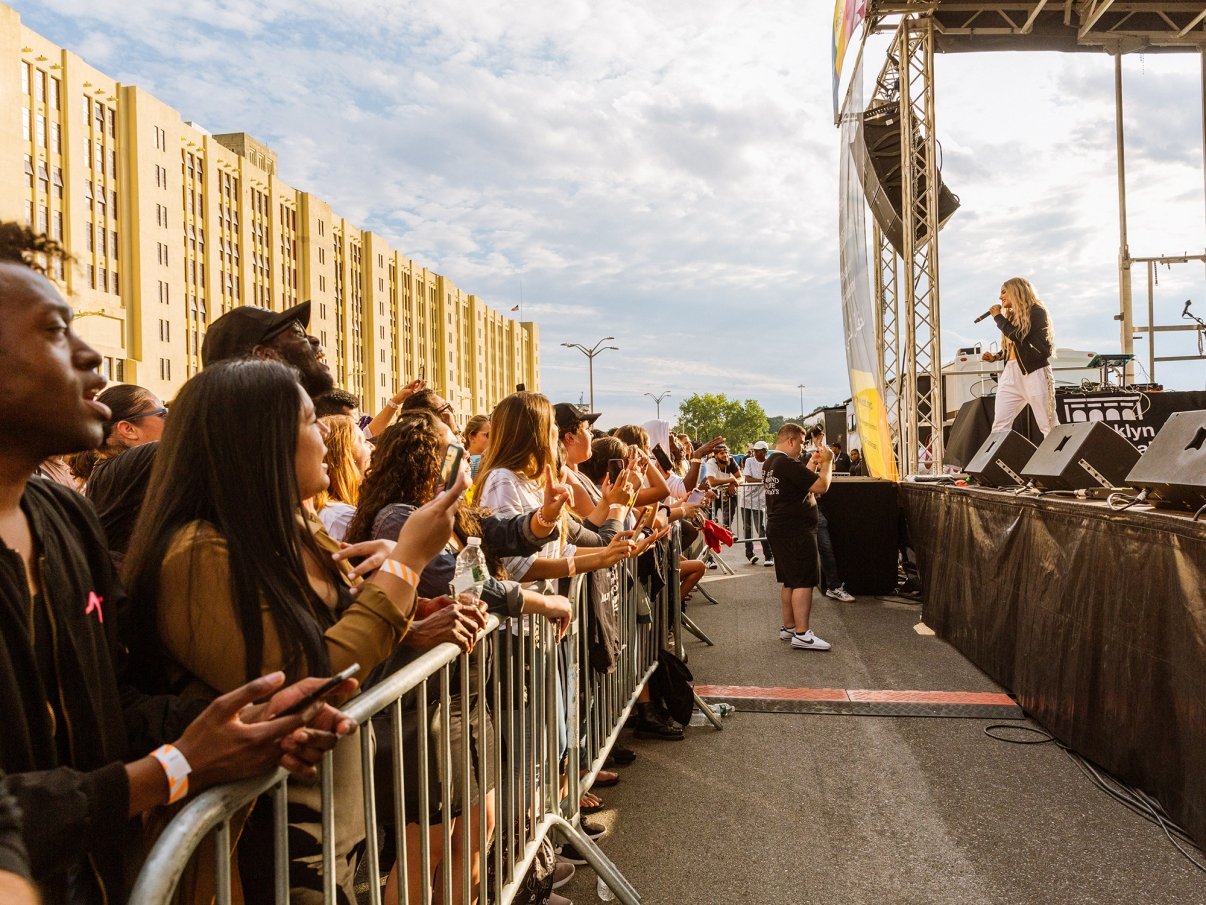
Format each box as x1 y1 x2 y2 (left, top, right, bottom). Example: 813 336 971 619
763 422 834 651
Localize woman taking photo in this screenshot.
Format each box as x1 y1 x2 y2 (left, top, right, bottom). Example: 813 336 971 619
123 358 462 904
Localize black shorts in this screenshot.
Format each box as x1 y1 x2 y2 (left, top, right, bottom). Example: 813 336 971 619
765 522 820 589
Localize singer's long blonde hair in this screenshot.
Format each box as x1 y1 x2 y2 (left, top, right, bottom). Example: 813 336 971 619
1001 277 1053 357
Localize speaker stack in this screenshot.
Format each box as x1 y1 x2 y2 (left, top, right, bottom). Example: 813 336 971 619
861 103 961 257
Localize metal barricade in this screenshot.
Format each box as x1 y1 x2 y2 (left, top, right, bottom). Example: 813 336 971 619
127 532 700 905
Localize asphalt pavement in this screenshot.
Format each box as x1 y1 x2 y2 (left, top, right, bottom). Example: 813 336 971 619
557 552 1206 905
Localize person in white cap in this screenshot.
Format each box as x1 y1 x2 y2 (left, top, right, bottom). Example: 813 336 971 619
740 441 774 566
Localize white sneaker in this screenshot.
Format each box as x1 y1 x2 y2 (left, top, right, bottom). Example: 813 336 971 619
779 626 794 640
791 630 832 651
748 555 759 565
825 585 856 602
552 860 576 889
763 558 775 567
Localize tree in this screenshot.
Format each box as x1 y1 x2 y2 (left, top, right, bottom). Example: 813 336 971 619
675 393 769 451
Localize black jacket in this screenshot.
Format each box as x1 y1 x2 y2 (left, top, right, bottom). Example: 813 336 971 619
993 304 1053 375
0 478 202 904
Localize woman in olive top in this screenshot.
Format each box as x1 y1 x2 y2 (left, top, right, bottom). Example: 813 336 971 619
123 359 463 905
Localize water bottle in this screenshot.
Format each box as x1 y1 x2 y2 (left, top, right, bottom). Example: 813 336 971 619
450 537 487 602
596 875 615 902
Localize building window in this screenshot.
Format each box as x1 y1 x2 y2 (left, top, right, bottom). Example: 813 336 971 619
49 77 59 110
21 107 29 142
50 121 60 153
160 358 171 381
21 63 29 95
34 70 44 103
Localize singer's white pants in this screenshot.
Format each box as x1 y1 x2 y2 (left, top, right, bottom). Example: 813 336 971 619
992 361 1055 435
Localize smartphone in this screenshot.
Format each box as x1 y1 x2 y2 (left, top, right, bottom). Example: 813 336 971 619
686 488 706 505
606 458 625 484
276 662 360 717
651 444 672 471
441 444 465 492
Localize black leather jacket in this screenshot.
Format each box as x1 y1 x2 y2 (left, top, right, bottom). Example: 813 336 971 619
992 304 1053 375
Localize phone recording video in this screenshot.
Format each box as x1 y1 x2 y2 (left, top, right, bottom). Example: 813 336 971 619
606 458 625 484
441 444 465 492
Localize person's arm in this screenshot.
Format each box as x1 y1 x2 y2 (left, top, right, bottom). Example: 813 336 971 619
365 378 425 439
633 452 671 505
806 447 834 495
509 532 636 581
687 437 724 487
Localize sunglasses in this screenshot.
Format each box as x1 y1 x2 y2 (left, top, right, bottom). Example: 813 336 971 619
125 406 168 422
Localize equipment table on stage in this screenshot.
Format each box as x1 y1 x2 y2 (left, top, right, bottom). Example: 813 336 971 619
901 482 1206 849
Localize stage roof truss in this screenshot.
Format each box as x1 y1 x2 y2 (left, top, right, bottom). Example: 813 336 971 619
866 2 1206 53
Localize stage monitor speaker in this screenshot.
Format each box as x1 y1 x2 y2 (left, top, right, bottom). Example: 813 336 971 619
1021 422 1141 491
964 430 1037 488
861 103 961 257
1124 410 1206 510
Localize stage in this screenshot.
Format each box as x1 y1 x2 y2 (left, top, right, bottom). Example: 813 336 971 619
901 482 1206 849
943 389 1206 467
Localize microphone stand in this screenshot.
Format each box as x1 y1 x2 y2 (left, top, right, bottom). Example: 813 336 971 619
1183 301 1206 387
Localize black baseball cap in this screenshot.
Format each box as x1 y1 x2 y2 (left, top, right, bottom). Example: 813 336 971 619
201 300 311 366
553 402 601 435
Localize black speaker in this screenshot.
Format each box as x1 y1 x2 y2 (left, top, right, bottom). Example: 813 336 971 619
1021 422 1141 491
1125 410 1206 510
965 430 1037 488
861 103 961 257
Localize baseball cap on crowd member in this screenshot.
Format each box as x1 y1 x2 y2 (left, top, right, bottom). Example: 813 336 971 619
752 441 769 450
553 402 601 435
201 300 334 398
201 300 311 365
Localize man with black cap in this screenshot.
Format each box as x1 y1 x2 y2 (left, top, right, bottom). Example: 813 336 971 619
201 300 334 399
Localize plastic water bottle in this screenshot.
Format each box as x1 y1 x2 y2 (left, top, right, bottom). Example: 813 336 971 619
596 875 615 902
450 537 487 602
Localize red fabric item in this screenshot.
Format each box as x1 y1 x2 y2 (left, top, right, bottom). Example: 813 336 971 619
701 519 734 552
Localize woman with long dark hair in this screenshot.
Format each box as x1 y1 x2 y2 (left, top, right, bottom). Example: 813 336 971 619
123 358 462 905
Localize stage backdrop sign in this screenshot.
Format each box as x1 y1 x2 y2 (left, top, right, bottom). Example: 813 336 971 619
839 53 898 481
1056 390 1206 453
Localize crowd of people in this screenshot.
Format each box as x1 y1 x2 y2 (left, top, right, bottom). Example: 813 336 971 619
0 222 871 905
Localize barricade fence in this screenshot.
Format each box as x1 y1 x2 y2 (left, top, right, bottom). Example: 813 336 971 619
127 527 694 905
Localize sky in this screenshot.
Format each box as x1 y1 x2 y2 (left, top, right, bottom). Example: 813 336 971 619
17 1 1206 427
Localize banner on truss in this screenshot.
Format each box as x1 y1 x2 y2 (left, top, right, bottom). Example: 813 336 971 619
832 0 867 117
838 52 898 481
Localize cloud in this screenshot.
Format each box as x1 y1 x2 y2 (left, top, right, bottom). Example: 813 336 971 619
15 1 1205 423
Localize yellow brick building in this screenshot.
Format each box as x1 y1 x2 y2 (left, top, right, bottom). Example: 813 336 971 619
0 3 540 417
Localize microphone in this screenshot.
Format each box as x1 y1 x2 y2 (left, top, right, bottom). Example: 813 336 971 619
1183 299 1193 318
974 308 995 324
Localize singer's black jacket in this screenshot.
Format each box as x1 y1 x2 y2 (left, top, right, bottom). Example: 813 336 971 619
992 304 1053 375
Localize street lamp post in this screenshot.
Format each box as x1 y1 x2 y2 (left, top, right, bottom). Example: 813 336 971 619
561 337 619 412
798 383 806 421
644 390 671 419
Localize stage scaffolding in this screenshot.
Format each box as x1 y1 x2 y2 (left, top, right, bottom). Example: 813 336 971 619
846 2 1206 473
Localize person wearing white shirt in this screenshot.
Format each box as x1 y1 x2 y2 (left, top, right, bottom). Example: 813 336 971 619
740 441 773 566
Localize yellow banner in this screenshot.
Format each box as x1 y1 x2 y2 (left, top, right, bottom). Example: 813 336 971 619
850 370 899 482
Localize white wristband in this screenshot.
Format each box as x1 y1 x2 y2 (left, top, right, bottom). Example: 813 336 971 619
152 744 192 804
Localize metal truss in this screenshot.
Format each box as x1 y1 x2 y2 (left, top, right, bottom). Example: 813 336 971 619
868 16 945 473
867 2 1206 52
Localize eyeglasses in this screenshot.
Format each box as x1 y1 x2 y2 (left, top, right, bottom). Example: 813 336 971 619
126 406 168 422
436 403 455 417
